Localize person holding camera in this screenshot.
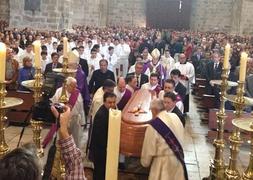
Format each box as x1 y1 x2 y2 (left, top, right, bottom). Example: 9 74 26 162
49 76 85 148
0 105 86 180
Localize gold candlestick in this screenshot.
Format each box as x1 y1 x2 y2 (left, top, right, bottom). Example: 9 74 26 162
208 68 229 179
242 132 253 180
0 82 8 157
225 81 245 179
31 68 44 158
0 82 23 157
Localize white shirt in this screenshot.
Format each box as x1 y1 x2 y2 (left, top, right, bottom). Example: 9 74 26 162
105 53 118 71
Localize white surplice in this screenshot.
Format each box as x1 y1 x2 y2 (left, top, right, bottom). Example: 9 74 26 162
89 87 104 120
51 87 85 148
141 111 185 180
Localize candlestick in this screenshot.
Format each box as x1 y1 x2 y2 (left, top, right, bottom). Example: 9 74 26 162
31 67 43 157
0 83 23 157
106 109 121 180
33 41 41 68
223 44 231 69
63 37 68 58
207 68 229 179
242 132 253 180
0 42 6 83
225 81 245 179
239 52 248 82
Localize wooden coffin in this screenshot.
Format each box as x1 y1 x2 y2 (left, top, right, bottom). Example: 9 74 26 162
120 89 153 157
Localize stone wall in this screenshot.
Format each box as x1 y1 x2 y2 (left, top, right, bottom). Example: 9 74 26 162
0 0 10 21
107 0 146 27
9 0 73 30
190 0 234 32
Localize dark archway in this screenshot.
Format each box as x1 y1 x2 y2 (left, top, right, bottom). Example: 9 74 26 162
146 0 192 30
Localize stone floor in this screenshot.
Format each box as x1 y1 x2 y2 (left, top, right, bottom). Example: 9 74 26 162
3 94 251 180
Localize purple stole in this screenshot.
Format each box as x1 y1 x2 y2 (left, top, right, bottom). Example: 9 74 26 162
176 94 182 103
150 117 188 180
153 85 162 96
42 89 80 148
117 89 132 110
76 66 90 106
147 61 166 86
142 60 151 74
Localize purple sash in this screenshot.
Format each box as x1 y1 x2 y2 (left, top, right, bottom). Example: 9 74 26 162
117 89 132 110
150 117 188 180
42 89 80 148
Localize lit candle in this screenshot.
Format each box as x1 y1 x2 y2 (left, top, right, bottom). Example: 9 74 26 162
105 109 121 180
239 52 248 82
33 40 41 68
223 44 231 69
63 37 68 58
0 43 6 83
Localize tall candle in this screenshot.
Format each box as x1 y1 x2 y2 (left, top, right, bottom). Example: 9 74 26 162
239 52 248 82
0 43 6 82
223 44 231 69
63 37 68 58
33 40 41 68
105 109 121 180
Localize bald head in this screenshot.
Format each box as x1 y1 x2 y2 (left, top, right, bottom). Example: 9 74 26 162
179 53 186 63
117 77 126 93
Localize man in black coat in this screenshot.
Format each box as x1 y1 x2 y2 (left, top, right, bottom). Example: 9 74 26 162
44 52 62 75
89 59 115 94
163 92 185 127
170 69 187 102
89 92 117 180
127 62 149 89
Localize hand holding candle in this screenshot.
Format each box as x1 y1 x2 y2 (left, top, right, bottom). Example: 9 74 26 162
239 52 248 82
33 40 41 68
63 37 68 58
0 43 6 83
223 44 231 69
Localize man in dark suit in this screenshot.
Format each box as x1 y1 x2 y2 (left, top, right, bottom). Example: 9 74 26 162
127 61 149 89
191 46 204 76
44 52 63 75
205 52 222 95
89 59 115 94
78 46 89 77
163 92 185 127
170 69 186 102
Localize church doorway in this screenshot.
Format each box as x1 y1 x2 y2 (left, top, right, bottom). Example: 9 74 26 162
146 0 192 30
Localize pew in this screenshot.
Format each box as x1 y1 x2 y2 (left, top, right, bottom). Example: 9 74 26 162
207 108 252 141
6 90 34 125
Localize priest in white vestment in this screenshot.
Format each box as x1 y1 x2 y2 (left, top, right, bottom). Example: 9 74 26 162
51 77 85 148
141 99 186 180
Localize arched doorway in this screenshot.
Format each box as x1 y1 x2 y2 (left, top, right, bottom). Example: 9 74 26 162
146 0 192 30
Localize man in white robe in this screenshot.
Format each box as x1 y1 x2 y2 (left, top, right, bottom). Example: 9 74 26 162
89 79 116 120
141 99 186 180
117 39 131 77
51 77 85 148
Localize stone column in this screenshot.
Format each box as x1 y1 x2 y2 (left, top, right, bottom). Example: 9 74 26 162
230 0 243 35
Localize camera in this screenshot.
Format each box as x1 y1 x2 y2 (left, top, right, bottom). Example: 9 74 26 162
53 103 64 114
31 72 65 123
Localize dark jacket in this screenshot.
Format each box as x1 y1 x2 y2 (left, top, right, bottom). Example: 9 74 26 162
172 106 185 127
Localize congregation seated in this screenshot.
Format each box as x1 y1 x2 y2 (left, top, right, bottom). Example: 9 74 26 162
17 57 35 91
5 47 19 90
44 52 62 75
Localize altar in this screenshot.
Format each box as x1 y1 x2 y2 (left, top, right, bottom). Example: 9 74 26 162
120 89 153 157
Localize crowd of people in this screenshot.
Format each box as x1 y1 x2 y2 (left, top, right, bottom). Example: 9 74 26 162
0 24 253 180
